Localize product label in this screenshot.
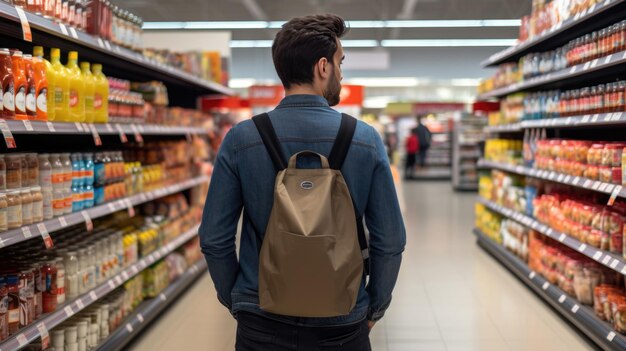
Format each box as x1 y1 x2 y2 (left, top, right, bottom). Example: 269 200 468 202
15 86 26 113
36 88 47 113
26 87 36 114
52 198 65 209
8 308 19 323
4 85 15 112
8 204 21 224
94 93 102 110
0 295 7 313
54 87 63 104
69 89 78 107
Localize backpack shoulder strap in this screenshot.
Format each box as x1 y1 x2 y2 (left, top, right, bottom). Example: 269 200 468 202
328 113 357 170
252 113 287 172
328 113 370 276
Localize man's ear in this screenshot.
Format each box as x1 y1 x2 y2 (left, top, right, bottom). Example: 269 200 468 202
317 57 330 80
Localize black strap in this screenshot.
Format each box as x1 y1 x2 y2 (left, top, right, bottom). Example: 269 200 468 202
328 113 357 170
252 113 287 172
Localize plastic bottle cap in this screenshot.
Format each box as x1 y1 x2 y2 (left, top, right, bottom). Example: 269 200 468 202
51 48 61 58
12 51 22 57
68 51 78 60
33 46 43 57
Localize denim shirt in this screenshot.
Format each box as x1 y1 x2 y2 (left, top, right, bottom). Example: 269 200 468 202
199 94 406 327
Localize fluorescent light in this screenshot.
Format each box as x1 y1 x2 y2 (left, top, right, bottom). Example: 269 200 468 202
229 40 273 48
341 40 379 47
144 19 520 30
381 39 517 47
228 78 258 89
450 78 481 86
346 77 420 87
384 19 520 28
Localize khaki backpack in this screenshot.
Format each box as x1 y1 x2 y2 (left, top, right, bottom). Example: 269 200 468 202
253 112 370 318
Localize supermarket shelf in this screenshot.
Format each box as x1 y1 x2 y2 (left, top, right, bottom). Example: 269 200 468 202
484 123 523 133
459 151 481 159
425 159 451 166
459 164 478 171
0 225 201 351
1 120 208 136
0 2 233 102
410 168 452 180
95 259 207 351
478 47 626 100
0 176 209 250
477 159 624 199
459 141 481 147
521 112 626 129
482 0 626 67
478 198 626 276
474 228 626 351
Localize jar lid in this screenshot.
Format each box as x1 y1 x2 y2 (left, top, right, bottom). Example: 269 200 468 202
20 188 30 194
32 186 41 192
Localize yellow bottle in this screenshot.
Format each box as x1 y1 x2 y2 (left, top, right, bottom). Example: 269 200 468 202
92 64 109 123
66 51 85 122
50 48 70 121
33 46 55 121
80 62 95 123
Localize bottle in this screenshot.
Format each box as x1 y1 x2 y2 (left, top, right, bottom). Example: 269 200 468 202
54 257 66 305
50 48 70 121
92 63 109 123
80 62 95 123
83 153 94 208
32 47 49 121
11 50 27 120
64 250 79 299
0 48 15 119
66 51 85 122
60 153 72 214
23 54 37 120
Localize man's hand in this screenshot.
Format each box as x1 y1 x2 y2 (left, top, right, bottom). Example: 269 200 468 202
368 321 376 331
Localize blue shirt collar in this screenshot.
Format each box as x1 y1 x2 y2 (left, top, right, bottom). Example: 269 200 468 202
276 94 330 109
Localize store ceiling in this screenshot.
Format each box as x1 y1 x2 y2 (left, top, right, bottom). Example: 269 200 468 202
124 0 529 40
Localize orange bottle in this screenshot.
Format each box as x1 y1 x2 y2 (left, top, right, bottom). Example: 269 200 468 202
0 48 15 119
32 47 48 121
11 50 27 120
23 54 37 120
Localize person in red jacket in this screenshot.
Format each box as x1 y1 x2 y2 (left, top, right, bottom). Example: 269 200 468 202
404 129 419 179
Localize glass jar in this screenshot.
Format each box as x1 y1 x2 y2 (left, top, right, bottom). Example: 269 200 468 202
64 250 79 300
55 257 66 305
26 153 39 187
6 154 22 190
6 274 20 335
0 278 7 341
20 155 28 189
20 188 33 225
0 155 6 191
41 260 58 313
7 190 22 229
31 186 43 223
18 269 34 328
31 262 42 319
0 192 6 232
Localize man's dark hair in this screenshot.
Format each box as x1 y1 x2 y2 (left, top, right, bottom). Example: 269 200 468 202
272 14 348 89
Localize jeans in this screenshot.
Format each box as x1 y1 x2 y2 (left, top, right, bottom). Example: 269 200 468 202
417 149 427 167
235 312 372 351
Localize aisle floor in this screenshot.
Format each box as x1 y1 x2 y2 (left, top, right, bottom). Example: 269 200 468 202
129 181 595 351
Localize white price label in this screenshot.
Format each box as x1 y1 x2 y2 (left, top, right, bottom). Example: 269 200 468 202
59 216 67 227
583 62 591 70
608 331 616 342
557 174 565 182
599 183 608 192
64 305 74 317
608 186 622 206
529 271 536 279
22 120 33 131
570 66 577 73
607 184 615 193
606 54 613 64
542 282 549 290
59 23 68 36
90 124 102 146
115 276 122 285
97 38 105 48
122 271 129 280
558 295 566 303
108 280 115 289
125 199 135 217
75 299 84 309
571 304 579 313
603 256 611 265
592 181 601 190
37 322 50 349
75 122 84 132
621 266 626 275
89 291 97 301
611 259 619 269
582 115 590 123
126 323 134 333
564 175 571 183
16 333 28 346
105 123 114 132
604 114 612 122
108 203 116 212
159 293 167 302
104 40 112 50
547 228 554 236
81 211 93 232
15 6 32 42
0 120 16 148
69 27 78 39
591 59 599 68
137 314 144 323
37 223 53 249
593 251 603 260
46 122 55 132
22 226 32 238
583 180 592 188
579 243 587 252
115 124 128 143
131 265 139 274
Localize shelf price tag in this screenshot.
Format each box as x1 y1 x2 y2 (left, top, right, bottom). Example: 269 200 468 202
104 40 112 51
126 323 134 333
599 183 608 192
15 7 32 42
89 291 97 301
22 120 33 131
115 124 128 143
593 251 603 260
124 199 135 217
37 223 53 249
602 256 611 265
16 333 28 347
137 314 144 323
46 122 55 132
97 38 105 48
0 120 17 148
37 322 50 349
605 54 613 64
579 243 587 252
130 124 143 144
59 23 69 36
75 299 84 310
69 27 79 39
89 124 102 146
64 305 74 317
571 304 580 313
74 122 84 132
558 295 566 304
582 115 590 123
608 332 616 342
81 211 93 232
542 282 549 290
22 226 32 239
592 181 601 190
611 259 619 269
58 216 67 227
608 186 622 206
529 271 536 279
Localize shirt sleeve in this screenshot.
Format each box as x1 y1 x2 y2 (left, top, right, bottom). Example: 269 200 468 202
198 128 243 310
364 127 407 321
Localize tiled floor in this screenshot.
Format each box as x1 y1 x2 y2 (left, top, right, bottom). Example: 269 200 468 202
129 181 596 351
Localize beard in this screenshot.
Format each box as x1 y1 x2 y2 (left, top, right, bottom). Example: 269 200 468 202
324 71 342 106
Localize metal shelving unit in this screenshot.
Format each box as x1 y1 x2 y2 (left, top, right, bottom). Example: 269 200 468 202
452 113 486 191
478 47 626 100
478 197 626 275
484 123 523 134
0 226 201 351
0 176 209 249
477 160 624 199
1 120 209 136
95 260 207 351
474 228 626 351
482 0 626 67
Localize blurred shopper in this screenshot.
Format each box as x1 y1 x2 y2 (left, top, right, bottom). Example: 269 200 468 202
414 115 432 168
199 14 406 351
404 129 418 179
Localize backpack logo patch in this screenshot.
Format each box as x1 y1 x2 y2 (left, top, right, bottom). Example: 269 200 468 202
300 181 314 190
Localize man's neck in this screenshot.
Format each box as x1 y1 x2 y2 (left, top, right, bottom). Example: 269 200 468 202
285 84 322 97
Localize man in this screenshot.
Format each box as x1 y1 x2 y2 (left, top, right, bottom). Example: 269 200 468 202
199 14 406 351
404 129 418 179
414 115 432 168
